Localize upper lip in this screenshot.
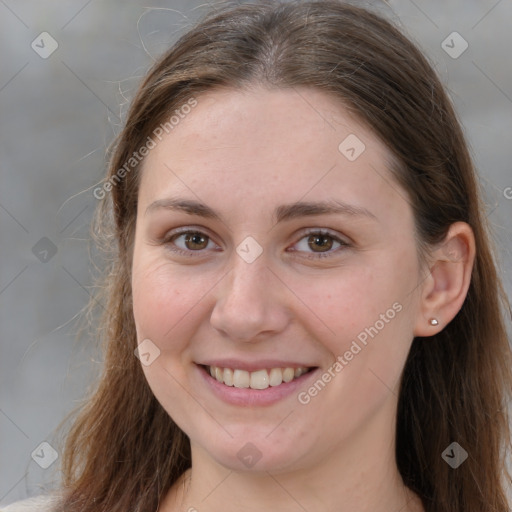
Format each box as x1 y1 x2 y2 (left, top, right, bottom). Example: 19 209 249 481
198 359 317 372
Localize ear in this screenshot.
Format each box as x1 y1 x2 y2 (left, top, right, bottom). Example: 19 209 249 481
413 222 475 337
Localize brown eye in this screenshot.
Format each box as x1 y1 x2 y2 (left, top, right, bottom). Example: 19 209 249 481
291 230 348 259
183 232 209 250
163 229 219 257
307 234 335 252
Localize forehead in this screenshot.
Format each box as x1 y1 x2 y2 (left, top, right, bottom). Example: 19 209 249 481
137 86 407 224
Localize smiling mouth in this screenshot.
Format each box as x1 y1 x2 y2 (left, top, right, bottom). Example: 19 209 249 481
202 364 316 390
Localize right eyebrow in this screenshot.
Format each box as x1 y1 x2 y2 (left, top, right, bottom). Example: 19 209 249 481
145 198 222 220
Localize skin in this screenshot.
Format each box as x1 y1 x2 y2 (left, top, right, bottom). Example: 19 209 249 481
130 86 475 512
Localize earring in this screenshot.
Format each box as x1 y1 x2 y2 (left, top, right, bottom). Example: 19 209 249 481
429 318 439 326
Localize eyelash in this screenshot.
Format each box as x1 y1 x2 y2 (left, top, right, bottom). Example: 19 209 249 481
161 227 350 259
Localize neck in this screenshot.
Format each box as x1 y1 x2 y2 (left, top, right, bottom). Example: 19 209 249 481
161 401 424 512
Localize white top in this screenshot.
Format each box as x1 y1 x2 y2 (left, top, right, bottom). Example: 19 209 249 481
1 494 60 512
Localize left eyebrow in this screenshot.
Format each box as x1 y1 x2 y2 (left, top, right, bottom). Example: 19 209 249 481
273 199 377 223
144 197 377 223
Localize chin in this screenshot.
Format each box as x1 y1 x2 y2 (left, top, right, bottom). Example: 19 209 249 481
195 431 317 474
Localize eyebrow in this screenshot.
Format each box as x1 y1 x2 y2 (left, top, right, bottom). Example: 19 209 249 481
145 197 376 223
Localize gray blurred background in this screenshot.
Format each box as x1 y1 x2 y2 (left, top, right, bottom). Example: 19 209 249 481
1 0 511 506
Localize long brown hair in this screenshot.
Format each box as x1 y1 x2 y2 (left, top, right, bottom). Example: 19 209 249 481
52 2 512 511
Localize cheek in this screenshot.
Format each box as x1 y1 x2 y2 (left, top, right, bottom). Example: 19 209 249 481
286 263 390 346
290 264 412 433
131 259 206 348
289 255 415 383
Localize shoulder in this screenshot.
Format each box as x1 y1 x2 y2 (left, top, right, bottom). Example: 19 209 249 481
1 494 61 512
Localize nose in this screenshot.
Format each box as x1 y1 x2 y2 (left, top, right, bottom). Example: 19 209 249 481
209 253 291 342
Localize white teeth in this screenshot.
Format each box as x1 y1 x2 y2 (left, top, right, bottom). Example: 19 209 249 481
233 369 250 388
282 367 295 383
269 368 283 387
206 365 311 389
223 368 234 387
250 369 270 390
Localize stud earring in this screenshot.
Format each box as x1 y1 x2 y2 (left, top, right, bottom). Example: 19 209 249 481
429 318 439 326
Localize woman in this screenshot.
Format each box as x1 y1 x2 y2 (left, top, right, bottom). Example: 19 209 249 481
4 1 511 511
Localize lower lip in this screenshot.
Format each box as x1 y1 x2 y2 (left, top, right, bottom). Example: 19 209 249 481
195 364 319 406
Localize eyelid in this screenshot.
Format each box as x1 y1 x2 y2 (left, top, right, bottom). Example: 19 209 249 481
162 225 217 242
293 227 351 245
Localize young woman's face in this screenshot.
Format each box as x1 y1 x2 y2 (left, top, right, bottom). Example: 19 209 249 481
131 87 423 472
